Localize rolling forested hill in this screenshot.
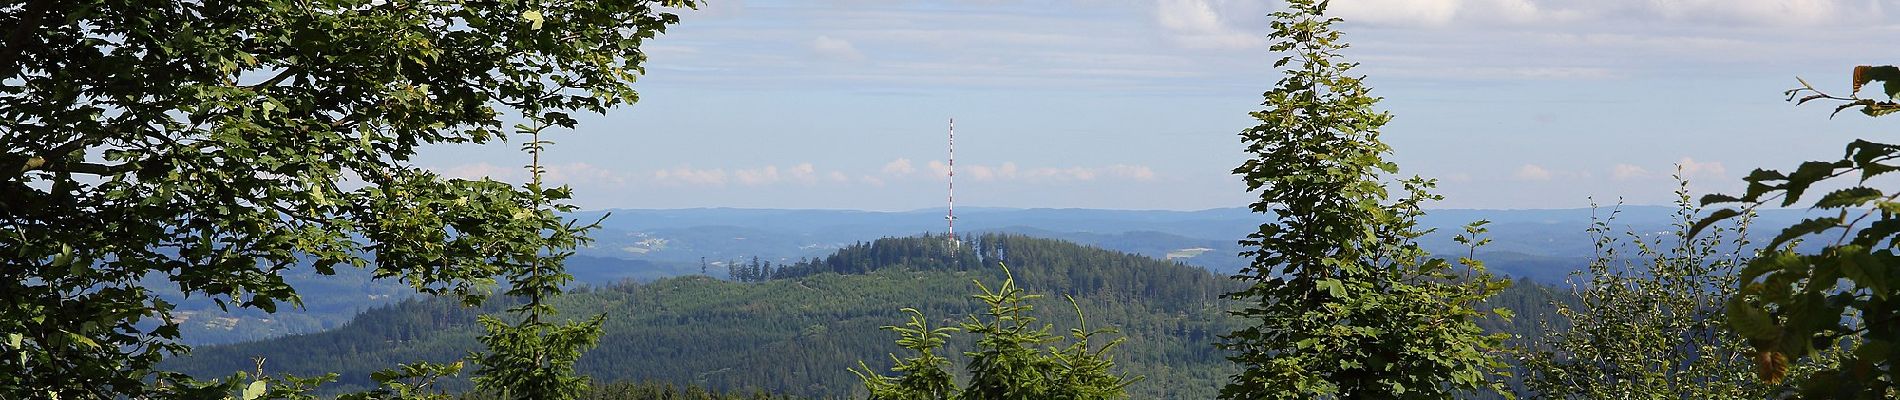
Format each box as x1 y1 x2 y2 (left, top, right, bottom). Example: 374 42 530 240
164 234 1562 399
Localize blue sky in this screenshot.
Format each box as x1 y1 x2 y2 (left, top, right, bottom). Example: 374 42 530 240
418 0 1900 211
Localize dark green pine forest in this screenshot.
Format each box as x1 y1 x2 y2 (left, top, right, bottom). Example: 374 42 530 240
164 233 1564 399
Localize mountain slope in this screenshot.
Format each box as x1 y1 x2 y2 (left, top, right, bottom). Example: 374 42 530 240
165 233 1565 399
166 234 1244 398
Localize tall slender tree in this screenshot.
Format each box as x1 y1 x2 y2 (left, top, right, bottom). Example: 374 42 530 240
1220 1 1511 398
467 117 609 400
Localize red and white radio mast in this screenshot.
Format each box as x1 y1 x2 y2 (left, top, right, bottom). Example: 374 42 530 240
946 118 957 239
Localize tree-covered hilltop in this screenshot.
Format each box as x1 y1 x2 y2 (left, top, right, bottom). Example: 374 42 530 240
163 233 1568 399
461 381 798 400
164 234 1241 398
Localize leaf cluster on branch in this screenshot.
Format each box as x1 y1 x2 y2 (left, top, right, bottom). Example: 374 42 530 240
0 0 692 398
1217 1 1512 398
1694 66 1900 399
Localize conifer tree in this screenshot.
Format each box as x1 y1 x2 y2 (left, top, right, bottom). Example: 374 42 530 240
854 265 1139 400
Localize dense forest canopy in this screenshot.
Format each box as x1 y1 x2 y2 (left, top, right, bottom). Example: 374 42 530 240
166 234 1567 399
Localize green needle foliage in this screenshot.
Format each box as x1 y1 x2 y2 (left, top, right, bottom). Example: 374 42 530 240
1521 174 1789 398
1694 66 1900 398
854 264 1141 400
856 308 960 400
0 0 691 398
469 119 609 399
1220 1 1511 398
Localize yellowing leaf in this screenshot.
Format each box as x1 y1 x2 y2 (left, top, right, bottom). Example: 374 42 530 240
1754 350 1789 384
242 380 266 400
522 10 544 30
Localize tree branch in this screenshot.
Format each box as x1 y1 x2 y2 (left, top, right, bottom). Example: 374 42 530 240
37 160 139 176
245 66 303 89
1 0 55 77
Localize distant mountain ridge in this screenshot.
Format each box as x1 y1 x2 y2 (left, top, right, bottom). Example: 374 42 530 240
162 205 1792 346
163 235 1566 399
571 205 1811 280
164 234 1248 399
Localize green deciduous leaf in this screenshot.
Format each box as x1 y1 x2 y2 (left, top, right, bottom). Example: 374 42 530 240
1222 2 1510 398
1855 340 1893 364
1769 217 1842 249
1317 279 1346 298
63 333 97 349
1701 193 1743 205
1783 161 1848 206
1690 208 1742 239
1813 186 1883 209
1840 249 1894 298
1726 298 1779 341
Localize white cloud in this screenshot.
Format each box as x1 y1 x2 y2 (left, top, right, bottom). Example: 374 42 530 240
1104 164 1158 181
998 162 1019 179
1025 166 1098 181
652 166 729 186
811 35 866 61
928 160 951 179
1381 65 1619 80
1155 0 1264 49
1514 164 1554 181
650 163 841 187
1611 163 1650 180
1331 0 1462 26
1525 32 1751 53
927 161 1152 182
1678 157 1727 179
1329 0 1582 27
1331 0 1875 28
877 160 1157 184
1646 0 1851 26
967 164 997 181
789 163 819 183
734 165 782 185
544 162 629 186
881 158 916 175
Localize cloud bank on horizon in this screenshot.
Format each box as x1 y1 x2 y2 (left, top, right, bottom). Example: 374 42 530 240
416 0 1900 211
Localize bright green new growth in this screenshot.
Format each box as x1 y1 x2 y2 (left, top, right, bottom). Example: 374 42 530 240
854 264 1141 400
1693 66 1900 398
0 0 690 398
857 308 960 400
1521 173 1797 398
1220 1 1511 398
